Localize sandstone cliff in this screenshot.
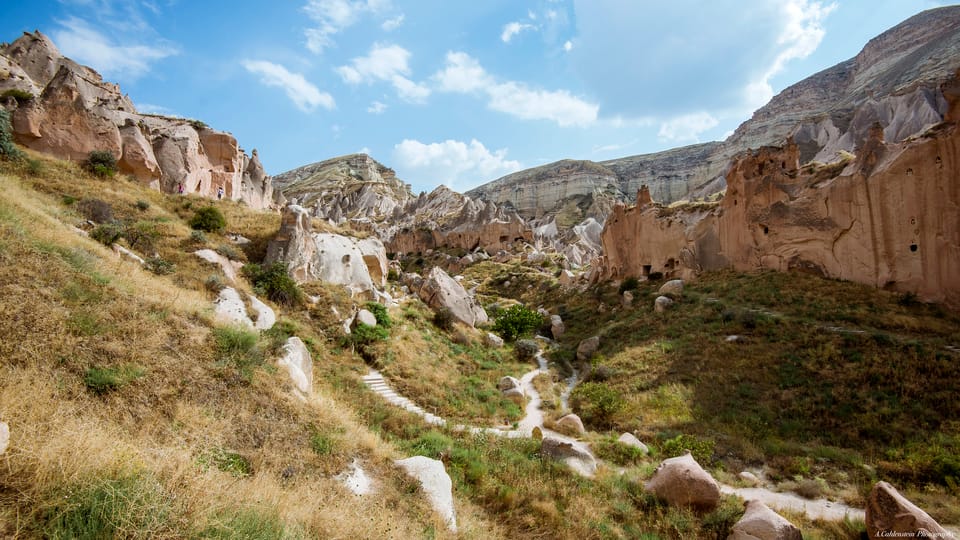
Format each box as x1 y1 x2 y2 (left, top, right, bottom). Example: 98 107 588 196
596 72 960 307
468 6 960 228
0 31 274 209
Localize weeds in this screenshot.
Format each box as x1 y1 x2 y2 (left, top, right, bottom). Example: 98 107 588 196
213 326 264 382
83 364 145 394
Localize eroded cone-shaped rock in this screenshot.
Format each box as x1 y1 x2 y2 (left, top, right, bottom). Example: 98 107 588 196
618 432 649 454
621 290 634 307
395 456 457 532
555 414 586 436
576 336 600 362
654 295 674 313
417 267 487 327
865 481 954 540
550 314 565 340
645 452 721 510
277 337 312 397
729 499 802 540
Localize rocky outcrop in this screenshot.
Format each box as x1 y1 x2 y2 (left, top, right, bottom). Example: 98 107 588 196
729 500 802 540
865 482 954 540
540 436 598 476
265 204 388 299
277 337 312 397
0 31 274 209
617 433 649 454
576 336 600 362
412 267 488 327
213 287 275 331
644 452 721 510
555 414 586 436
395 456 457 532
598 77 960 306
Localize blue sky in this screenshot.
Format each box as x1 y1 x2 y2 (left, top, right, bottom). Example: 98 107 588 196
1 0 949 193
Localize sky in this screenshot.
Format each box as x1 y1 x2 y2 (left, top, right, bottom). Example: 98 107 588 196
1 0 951 194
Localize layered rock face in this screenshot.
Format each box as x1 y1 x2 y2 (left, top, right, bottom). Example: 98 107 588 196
0 31 274 209
467 6 960 229
598 73 960 306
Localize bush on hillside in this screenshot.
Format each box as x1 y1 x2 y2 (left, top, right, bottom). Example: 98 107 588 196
514 339 538 361
241 262 303 306
570 382 626 430
2 88 34 102
618 276 639 295
77 198 114 223
188 206 226 233
0 109 23 160
433 307 455 331
364 301 391 328
83 150 118 178
492 304 544 342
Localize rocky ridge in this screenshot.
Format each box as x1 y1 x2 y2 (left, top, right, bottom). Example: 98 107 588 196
0 31 274 209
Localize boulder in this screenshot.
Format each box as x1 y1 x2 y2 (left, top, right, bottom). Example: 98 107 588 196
0 422 8 455
194 249 242 283
729 499 802 540
738 471 761 486
417 267 488 327
617 432 649 454
277 337 312 396
213 287 253 328
576 336 600 362
355 308 378 327
485 332 504 348
645 452 721 510
541 436 597 477
497 376 522 393
395 456 457 532
865 481 953 540
654 295 674 313
247 294 276 331
555 414 586 436
622 290 634 308
558 269 575 286
658 279 684 297
550 314 565 340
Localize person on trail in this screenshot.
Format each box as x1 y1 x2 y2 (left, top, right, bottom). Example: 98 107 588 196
217 186 224 200
177 182 184 194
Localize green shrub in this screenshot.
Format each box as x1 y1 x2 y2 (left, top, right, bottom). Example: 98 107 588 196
196 508 298 539
347 323 389 347
215 243 242 261
198 448 252 477
189 230 207 244
594 435 648 466
2 88 34 102
570 382 626 429
433 307 455 331
26 157 43 175
213 326 264 382
204 274 225 292
89 223 123 246
514 339 539 361
189 206 226 233
84 150 118 177
492 304 544 342
135 199 150 211
41 474 174 539
83 365 145 394
0 109 23 160
310 432 335 456
364 301 391 328
144 257 175 275
77 198 114 223
618 276 639 295
242 262 303 306
124 221 159 252
660 434 716 465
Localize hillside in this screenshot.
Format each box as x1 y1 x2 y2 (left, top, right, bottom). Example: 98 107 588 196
466 5 960 227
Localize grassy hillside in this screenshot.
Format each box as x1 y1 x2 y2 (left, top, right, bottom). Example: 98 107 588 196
1 149 958 539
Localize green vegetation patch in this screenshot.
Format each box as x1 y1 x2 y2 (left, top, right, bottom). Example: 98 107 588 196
83 364 145 394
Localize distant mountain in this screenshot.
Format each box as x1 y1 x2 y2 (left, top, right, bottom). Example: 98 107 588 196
467 5 960 227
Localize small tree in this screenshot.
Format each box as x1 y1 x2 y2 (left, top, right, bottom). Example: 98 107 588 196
189 206 226 233
242 262 303 306
492 304 544 342
84 150 118 177
0 109 22 160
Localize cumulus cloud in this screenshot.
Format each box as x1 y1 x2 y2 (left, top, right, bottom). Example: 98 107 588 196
51 16 178 81
302 0 401 53
243 60 335 112
501 22 535 43
367 100 387 114
657 112 720 142
336 43 430 103
393 138 522 190
432 51 598 127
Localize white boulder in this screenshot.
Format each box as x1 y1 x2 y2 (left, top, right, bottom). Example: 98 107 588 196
396 456 457 532
277 337 312 396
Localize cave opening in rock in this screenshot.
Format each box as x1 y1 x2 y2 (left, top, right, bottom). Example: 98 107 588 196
910 244 918 252
642 265 652 277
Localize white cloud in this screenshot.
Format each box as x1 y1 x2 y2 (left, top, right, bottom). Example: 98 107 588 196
242 60 335 112
563 40 573 52
501 22 535 43
657 112 719 142
51 16 178 81
381 14 405 30
136 103 178 116
393 138 522 189
302 0 395 53
358 146 372 154
336 43 430 103
367 100 387 114
432 52 597 127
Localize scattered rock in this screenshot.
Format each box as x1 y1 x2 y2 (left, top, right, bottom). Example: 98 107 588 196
112 244 145 265
865 481 954 540
416 266 488 327
617 433 649 454
658 279 684 297
621 290 634 308
355 308 378 327
396 456 457 532
726 334 746 343
739 471 761 486
654 295 674 313
498 376 522 393
0 422 8 455
277 337 312 397
194 248 242 283
555 414 586 436
213 287 253 328
337 458 375 496
498 376 525 403
541 436 597 476
576 336 600 362
729 499 802 540
485 332 504 348
558 269 575 286
645 452 721 510
247 294 276 331
550 314 565 340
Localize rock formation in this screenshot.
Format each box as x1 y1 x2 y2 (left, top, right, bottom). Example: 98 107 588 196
411 267 488 327
865 481 954 540
277 337 312 397
265 204 388 299
0 31 274 209
395 456 457 532
644 452 721 510
729 500 802 540
598 70 960 306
